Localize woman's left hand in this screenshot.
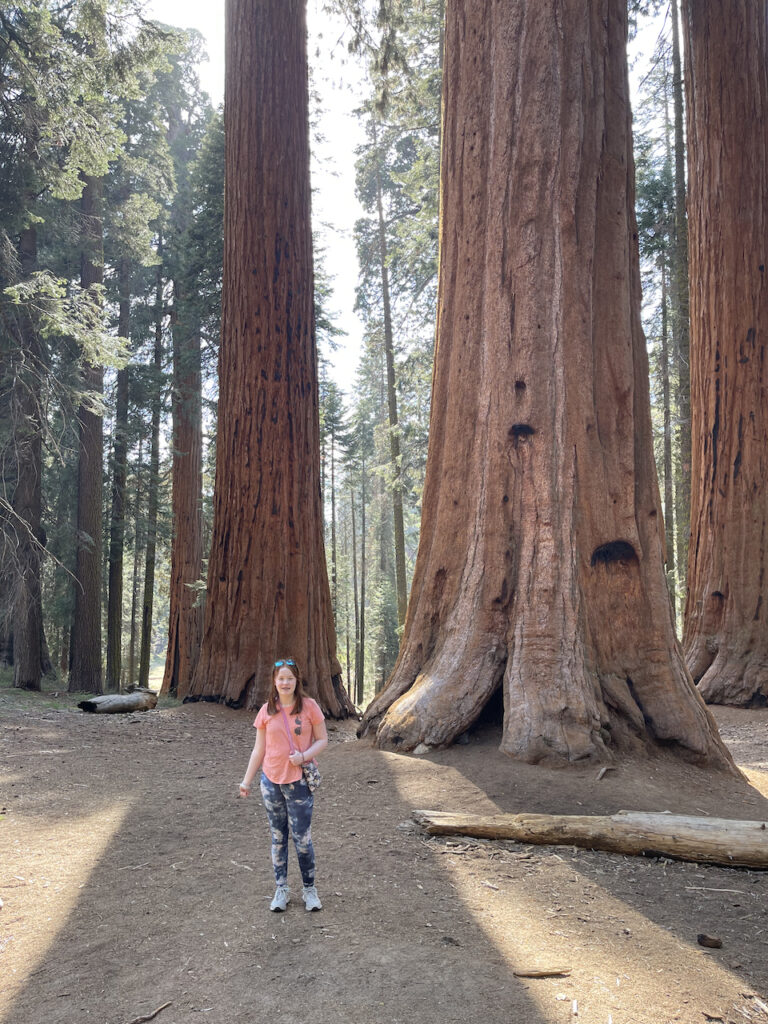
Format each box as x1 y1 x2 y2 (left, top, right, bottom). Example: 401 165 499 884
288 751 304 767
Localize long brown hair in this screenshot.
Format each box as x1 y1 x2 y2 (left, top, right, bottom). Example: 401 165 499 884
266 658 306 715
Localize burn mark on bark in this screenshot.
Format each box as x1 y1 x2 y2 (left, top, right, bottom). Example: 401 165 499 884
590 540 638 567
509 423 535 443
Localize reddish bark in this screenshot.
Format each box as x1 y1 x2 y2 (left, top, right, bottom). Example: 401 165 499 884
360 0 734 769
682 0 768 705
188 0 352 716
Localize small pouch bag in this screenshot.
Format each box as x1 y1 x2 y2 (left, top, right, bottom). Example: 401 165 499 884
278 705 322 792
301 758 322 792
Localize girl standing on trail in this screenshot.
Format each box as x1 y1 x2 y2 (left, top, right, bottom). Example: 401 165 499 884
239 658 328 912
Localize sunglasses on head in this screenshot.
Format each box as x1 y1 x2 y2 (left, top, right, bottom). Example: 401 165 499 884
274 659 296 668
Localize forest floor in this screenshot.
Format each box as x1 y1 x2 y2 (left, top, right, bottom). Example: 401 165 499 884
1 685 768 1024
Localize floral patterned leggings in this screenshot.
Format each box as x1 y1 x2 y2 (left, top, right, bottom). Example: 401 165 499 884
260 773 315 887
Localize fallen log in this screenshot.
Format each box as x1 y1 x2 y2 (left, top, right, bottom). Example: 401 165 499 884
78 690 158 714
512 967 572 979
413 809 768 869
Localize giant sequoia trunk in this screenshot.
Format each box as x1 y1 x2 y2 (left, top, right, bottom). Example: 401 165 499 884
188 0 352 716
360 0 734 769
681 1 768 706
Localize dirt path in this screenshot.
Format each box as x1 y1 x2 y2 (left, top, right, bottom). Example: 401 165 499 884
2 693 767 1024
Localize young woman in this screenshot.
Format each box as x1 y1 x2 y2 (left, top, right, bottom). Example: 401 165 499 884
239 658 328 911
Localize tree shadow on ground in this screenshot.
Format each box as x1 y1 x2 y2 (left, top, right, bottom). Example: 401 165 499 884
406 707 768 1022
2 701 556 1024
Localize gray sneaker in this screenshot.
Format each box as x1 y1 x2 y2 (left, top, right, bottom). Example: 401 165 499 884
270 885 290 912
302 885 322 911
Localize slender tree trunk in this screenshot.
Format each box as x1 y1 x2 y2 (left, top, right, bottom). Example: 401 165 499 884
162 282 204 698
360 0 734 770
373 124 408 629
330 419 337 620
12 225 43 690
106 261 131 692
660 60 678 618
59 627 69 677
189 0 352 716
660 264 676 617
351 488 360 703
343 515 350 692
358 458 366 705
128 436 144 687
681 0 768 705
69 173 104 694
0 361 13 667
138 265 163 690
670 0 690 589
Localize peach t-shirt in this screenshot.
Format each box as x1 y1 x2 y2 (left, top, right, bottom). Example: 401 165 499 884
254 698 324 785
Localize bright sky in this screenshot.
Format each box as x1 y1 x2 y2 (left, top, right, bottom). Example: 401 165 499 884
143 0 368 396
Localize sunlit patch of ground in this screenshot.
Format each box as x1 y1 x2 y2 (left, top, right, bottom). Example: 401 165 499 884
0 804 132 1020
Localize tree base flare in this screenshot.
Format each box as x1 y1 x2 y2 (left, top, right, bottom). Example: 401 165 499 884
692 646 768 707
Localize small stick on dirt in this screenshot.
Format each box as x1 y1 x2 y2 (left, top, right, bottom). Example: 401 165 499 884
685 886 746 894
124 1001 173 1024
596 766 614 781
513 967 572 978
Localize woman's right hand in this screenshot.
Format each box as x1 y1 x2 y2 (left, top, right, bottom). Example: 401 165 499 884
239 781 251 798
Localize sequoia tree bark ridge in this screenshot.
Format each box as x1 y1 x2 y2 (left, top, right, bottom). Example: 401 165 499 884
681 0 768 706
188 0 352 716
360 0 734 770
